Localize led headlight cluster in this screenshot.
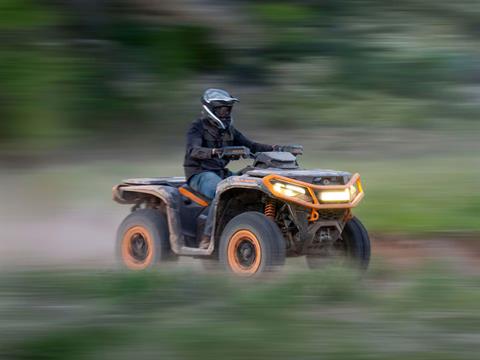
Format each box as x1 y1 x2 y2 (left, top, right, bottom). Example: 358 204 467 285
272 182 311 202
264 173 364 209
318 184 358 203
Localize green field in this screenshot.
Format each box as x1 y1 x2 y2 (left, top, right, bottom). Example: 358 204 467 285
2 2 480 358
317 154 480 233
1 265 479 360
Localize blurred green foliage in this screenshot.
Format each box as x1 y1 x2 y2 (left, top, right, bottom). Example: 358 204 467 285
252 3 313 24
1 0 480 142
0 0 224 141
0 0 59 30
1 267 479 359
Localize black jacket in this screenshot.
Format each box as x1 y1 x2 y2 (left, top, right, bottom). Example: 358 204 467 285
183 117 273 181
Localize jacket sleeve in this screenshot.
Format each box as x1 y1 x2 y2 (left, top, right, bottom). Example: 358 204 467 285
233 128 273 153
186 123 212 159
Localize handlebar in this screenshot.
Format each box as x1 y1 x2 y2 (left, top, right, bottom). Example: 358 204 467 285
218 145 304 159
280 144 303 156
217 146 251 159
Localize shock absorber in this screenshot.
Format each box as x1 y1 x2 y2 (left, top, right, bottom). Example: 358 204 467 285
264 200 276 219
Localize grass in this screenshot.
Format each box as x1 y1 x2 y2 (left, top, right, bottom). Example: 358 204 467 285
0 265 479 359
311 154 480 233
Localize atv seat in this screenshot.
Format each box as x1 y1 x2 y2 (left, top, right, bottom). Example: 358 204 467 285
122 177 186 187
179 184 211 207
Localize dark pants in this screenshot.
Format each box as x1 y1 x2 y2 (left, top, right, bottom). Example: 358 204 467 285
189 172 222 237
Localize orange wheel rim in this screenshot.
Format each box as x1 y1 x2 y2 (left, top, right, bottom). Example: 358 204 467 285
227 230 261 276
121 226 154 270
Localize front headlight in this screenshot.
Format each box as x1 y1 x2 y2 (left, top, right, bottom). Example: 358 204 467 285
318 188 351 202
273 182 305 197
263 173 364 209
272 182 312 202
318 181 360 203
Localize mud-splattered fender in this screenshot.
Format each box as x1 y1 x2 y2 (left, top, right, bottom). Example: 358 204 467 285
210 176 272 240
114 185 185 254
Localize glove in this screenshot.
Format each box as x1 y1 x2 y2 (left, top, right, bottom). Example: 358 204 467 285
273 145 290 152
211 148 224 158
241 147 251 158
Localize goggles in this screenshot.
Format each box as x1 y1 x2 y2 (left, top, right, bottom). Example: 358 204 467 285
213 105 232 118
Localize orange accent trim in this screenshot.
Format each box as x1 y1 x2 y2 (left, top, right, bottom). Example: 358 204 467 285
343 209 353 222
227 230 261 276
308 209 319 222
262 173 364 209
179 187 209 207
121 225 154 270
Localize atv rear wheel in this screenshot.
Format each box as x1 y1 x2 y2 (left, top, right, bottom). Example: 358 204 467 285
116 209 175 270
306 216 370 270
219 212 285 276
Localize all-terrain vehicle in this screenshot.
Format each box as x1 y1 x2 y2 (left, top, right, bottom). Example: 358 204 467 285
113 146 370 276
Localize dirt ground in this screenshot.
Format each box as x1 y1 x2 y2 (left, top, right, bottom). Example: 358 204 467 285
371 233 480 274
0 208 478 273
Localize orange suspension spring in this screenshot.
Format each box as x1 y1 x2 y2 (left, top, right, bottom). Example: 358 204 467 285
264 201 276 219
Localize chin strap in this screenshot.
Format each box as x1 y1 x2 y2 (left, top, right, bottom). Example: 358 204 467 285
202 105 225 129
202 105 234 130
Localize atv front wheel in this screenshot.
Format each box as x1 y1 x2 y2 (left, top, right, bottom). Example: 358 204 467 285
219 212 285 276
306 216 370 270
116 209 175 270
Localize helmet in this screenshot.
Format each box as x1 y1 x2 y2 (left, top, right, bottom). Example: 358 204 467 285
201 88 239 129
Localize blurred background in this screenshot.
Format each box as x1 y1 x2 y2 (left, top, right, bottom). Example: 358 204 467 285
0 1 479 359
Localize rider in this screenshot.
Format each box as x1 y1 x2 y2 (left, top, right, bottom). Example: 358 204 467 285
184 88 278 248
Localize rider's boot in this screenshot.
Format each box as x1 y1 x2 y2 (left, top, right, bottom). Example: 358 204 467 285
199 205 214 249
198 234 210 249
